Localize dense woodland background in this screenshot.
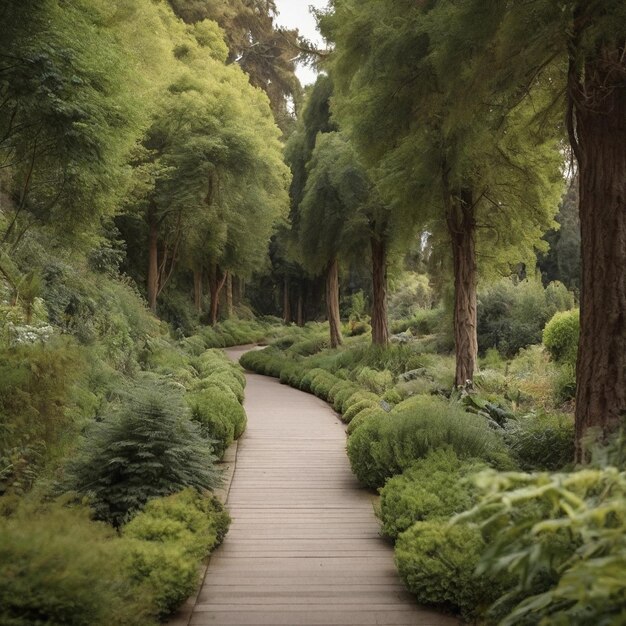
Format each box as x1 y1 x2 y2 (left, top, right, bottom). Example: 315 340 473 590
0 0 624 624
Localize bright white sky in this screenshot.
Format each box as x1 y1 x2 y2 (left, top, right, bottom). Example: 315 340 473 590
274 0 329 85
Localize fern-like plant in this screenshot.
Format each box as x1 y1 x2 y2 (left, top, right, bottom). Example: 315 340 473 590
63 379 220 526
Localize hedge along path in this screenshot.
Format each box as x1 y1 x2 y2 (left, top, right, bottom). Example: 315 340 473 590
178 345 459 626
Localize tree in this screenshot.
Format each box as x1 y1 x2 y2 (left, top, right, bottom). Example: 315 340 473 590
320 0 563 384
123 16 289 317
0 0 159 248
168 0 302 132
297 133 369 347
539 179 581 294
429 0 625 456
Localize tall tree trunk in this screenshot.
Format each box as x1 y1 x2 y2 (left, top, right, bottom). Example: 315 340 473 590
147 207 159 313
226 272 233 318
233 276 241 307
208 265 226 326
282 276 291 324
569 42 626 459
296 286 304 327
446 187 478 387
193 268 203 313
370 236 389 346
326 257 343 348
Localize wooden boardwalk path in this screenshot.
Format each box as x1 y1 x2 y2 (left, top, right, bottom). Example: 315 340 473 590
178 346 458 625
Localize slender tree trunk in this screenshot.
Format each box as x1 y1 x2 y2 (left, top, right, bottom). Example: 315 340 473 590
446 187 478 387
193 268 203 313
569 43 626 459
326 257 343 348
370 236 389 346
147 207 159 313
233 276 241 307
296 286 304 327
208 265 227 326
226 272 233 318
282 276 291 324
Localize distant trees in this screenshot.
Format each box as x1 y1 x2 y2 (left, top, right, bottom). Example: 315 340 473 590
1 0 289 326
320 0 563 385
321 0 625 454
121 10 289 318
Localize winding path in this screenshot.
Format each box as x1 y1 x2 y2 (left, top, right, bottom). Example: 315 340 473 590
179 346 458 625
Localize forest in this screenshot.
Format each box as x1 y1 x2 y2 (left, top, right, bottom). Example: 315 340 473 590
0 0 624 624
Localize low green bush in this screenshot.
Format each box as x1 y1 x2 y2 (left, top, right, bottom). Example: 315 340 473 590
355 367 394 394
346 407 386 436
342 399 379 424
187 386 246 458
0 502 154 626
123 538 197 618
310 370 340 400
395 521 510 620
63 380 220 526
504 412 575 471
459 467 625 625
347 396 511 489
378 449 487 539
330 381 360 413
543 309 579 366
122 489 229 617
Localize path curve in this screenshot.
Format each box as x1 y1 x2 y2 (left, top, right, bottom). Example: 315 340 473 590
185 345 458 625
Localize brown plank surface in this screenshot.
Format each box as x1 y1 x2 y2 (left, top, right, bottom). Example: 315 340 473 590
171 345 459 626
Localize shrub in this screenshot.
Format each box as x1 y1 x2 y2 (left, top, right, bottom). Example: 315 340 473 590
342 399 379 424
123 538 197 618
355 367 394 394
0 337 82 493
459 468 626 625
63 380 220 526
543 309 579 366
0 502 154 626
378 449 487 539
504 412 575 470
477 278 574 357
347 396 511 489
346 407 386 436
331 382 360 413
122 489 230 617
310 371 340 400
395 521 509 619
187 387 246 458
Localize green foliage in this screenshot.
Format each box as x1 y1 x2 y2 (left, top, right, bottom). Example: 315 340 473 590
347 395 510 489
0 501 154 626
122 489 229 617
187 387 246 458
504 413 575 471
390 308 441 336
395 521 510 620
543 309 580 367
460 467 626 625
477 278 575 358
342 399 379 425
0 337 83 494
63 379 220 526
388 274 434 320
355 367 394 395
378 449 487 539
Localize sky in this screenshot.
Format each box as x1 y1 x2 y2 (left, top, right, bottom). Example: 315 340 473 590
274 0 329 85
